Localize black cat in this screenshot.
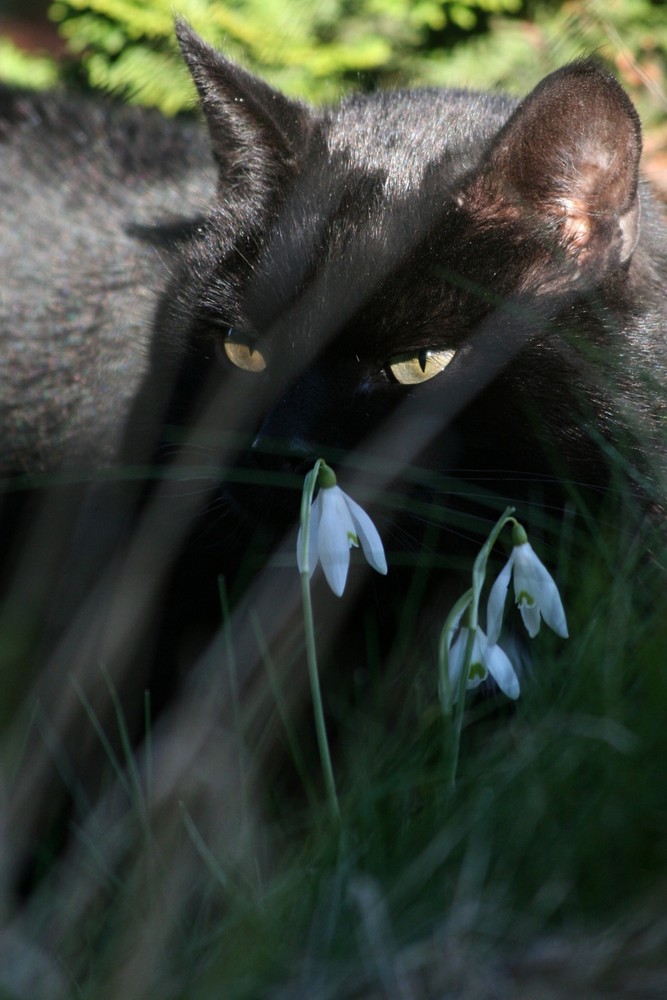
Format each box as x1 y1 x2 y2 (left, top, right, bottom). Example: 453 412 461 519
3 25 665 489
1 23 665 882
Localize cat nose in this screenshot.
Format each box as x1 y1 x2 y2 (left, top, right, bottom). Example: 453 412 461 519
250 433 316 475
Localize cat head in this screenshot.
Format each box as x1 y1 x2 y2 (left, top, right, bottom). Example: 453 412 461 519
153 23 648 539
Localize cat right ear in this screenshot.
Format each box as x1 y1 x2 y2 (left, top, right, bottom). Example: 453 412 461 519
176 20 313 199
461 59 643 287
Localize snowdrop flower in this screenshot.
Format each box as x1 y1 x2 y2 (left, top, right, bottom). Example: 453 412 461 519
448 624 520 701
488 524 568 640
297 466 387 597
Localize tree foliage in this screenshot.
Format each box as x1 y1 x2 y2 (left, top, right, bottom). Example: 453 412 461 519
0 0 664 126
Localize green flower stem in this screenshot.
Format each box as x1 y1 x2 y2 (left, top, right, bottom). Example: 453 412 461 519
438 506 516 788
471 506 517 601
299 459 340 823
438 589 474 716
300 571 340 822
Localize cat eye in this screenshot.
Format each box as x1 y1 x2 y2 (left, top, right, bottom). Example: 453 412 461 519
222 329 267 373
387 347 456 384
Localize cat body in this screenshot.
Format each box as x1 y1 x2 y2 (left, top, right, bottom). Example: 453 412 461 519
0 87 217 473
1 24 666 883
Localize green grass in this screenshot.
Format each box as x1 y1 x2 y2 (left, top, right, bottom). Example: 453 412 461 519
3 483 666 999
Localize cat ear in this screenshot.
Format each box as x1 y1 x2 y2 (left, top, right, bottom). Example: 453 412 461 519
176 20 312 197
464 60 642 278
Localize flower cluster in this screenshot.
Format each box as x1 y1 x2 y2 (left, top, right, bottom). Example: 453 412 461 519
297 466 567 708
445 521 568 703
297 467 569 797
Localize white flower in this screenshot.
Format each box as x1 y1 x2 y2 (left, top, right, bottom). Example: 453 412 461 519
297 484 387 597
488 539 568 640
448 625 520 701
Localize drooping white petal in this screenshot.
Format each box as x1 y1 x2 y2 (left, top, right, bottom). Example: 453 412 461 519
345 494 388 576
485 642 520 700
317 486 356 597
528 558 569 638
297 492 321 578
486 553 514 644
540 587 568 638
296 524 306 573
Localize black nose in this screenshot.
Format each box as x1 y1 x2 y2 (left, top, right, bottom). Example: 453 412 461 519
250 434 317 476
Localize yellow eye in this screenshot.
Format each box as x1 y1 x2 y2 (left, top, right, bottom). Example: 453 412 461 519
388 348 455 385
223 338 267 373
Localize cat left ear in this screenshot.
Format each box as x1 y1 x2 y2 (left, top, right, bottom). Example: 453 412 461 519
176 20 313 198
464 60 642 279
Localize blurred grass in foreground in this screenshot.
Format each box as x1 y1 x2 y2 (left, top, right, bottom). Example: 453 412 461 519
2 482 666 998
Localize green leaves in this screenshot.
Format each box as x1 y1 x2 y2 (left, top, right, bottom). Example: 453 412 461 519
2 0 663 130
0 0 520 107
0 37 59 89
